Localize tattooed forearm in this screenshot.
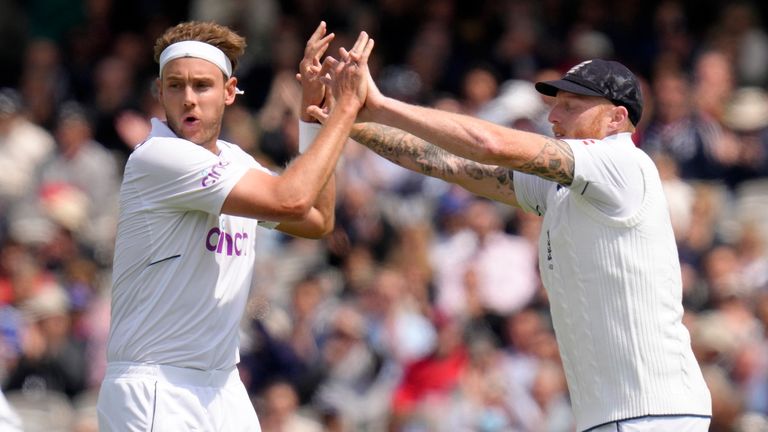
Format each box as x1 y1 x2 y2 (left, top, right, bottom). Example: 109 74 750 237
518 137 574 185
352 123 455 176
353 123 507 182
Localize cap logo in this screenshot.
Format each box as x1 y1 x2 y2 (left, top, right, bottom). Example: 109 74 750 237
566 60 592 75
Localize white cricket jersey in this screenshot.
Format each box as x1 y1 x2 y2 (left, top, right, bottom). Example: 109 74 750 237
107 118 275 371
514 133 711 431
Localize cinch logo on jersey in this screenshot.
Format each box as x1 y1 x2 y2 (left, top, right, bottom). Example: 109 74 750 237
205 227 249 256
201 160 231 187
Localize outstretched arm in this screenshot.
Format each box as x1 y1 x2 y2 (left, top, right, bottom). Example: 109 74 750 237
351 123 519 207
368 96 574 186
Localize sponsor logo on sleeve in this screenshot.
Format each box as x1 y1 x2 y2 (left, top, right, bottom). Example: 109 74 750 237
201 160 231 187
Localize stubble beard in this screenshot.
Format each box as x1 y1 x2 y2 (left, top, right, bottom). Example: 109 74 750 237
166 116 220 148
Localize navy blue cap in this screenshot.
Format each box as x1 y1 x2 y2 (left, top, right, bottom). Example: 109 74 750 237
535 59 643 126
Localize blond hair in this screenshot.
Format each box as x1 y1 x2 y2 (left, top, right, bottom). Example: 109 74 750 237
154 21 246 73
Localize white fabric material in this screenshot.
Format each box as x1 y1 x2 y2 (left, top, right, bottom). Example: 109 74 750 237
298 120 322 153
97 362 261 431
514 133 711 431
589 415 710 432
0 390 22 432
160 40 233 77
106 118 275 371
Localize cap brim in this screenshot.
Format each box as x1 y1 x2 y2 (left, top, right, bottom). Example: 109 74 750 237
535 79 605 98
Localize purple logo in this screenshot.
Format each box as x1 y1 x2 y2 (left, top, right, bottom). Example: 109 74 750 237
201 160 230 187
205 227 249 256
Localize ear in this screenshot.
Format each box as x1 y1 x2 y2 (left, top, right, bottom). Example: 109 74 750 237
224 77 238 105
610 105 630 128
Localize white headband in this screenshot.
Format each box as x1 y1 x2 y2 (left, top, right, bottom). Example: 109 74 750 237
159 41 244 94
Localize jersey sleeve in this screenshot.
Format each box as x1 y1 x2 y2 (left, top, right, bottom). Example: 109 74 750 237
565 139 644 218
514 171 552 216
130 138 249 215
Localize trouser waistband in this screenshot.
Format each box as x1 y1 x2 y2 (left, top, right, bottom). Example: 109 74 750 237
105 362 238 387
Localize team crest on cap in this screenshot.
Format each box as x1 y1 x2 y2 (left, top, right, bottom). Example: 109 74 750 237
567 60 592 75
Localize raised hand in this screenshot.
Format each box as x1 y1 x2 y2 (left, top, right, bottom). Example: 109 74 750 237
297 21 335 122
309 31 375 120
339 34 382 123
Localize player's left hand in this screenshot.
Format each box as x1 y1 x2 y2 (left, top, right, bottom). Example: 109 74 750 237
297 21 335 122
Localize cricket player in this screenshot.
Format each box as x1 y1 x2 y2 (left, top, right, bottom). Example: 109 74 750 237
96 21 373 431
312 58 712 431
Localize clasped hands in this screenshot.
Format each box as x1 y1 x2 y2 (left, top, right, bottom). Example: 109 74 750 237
297 22 379 124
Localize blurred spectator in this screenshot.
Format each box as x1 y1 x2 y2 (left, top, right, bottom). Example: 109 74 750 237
709 1 768 87
492 5 540 81
240 319 308 400
723 87 768 181
652 0 694 73
444 336 520 431
90 56 140 163
704 364 747 431
256 380 323 432
642 65 738 182
359 266 436 364
391 312 467 430
431 198 538 321
334 182 398 267
475 78 550 134
311 303 396 432
0 88 54 213
35 102 120 257
257 70 301 166
19 39 69 129
460 64 500 115
4 286 86 400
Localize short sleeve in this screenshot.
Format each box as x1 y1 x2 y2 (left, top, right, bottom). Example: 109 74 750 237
565 138 644 217
128 138 249 215
514 171 552 216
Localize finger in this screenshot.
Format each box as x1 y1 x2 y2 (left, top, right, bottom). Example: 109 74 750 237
312 33 335 60
349 31 369 56
318 56 339 79
338 47 351 63
360 38 375 64
307 106 330 124
348 38 374 65
333 54 349 76
306 21 327 47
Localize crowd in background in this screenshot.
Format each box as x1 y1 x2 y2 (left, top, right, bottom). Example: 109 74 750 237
1 0 768 431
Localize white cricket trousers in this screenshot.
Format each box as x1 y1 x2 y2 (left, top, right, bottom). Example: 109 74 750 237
589 415 710 431
97 362 262 432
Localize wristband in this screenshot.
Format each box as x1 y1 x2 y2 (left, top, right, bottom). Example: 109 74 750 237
298 120 322 153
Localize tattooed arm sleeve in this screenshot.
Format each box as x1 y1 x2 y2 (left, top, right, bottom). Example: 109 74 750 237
517 136 575 186
366 96 575 185
351 123 520 207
